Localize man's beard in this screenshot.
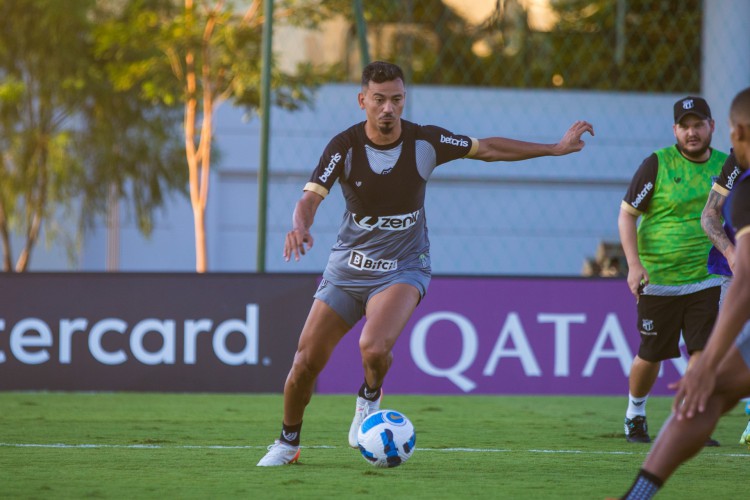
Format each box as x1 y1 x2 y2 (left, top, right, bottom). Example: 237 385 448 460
378 123 394 134
377 114 396 135
679 137 711 160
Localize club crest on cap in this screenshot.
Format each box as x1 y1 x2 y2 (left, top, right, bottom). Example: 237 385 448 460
674 96 711 123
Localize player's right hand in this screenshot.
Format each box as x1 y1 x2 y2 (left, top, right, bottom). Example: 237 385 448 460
626 263 649 302
284 227 313 262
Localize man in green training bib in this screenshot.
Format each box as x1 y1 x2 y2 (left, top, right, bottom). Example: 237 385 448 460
618 96 727 446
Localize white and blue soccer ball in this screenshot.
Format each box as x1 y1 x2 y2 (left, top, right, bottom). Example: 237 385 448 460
357 409 416 468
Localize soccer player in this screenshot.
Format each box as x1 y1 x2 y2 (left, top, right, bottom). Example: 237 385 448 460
618 86 750 500
701 150 750 443
618 96 727 445
256 60 595 466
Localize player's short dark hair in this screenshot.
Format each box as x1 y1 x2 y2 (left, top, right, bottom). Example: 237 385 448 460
731 87 750 120
361 61 404 87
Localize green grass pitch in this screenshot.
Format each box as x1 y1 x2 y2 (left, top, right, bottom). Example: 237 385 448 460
1 392 748 499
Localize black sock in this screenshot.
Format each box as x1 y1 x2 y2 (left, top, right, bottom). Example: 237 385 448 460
358 380 381 401
279 421 302 447
622 469 664 500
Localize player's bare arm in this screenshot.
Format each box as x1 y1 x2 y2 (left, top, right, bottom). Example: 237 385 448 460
618 208 649 300
701 189 735 268
284 190 323 262
471 120 594 162
672 233 750 420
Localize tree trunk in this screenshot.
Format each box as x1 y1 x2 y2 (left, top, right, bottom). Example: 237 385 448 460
193 203 207 272
183 0 218 273
184 0 206 272
0 205 12 272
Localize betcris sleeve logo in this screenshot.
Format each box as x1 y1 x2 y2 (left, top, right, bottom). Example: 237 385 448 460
727 166 742 190
631 181 653 209
318 152 342 184
440 134 469 148
352 210 421 231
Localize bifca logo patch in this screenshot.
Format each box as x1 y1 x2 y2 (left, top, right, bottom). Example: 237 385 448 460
348 251 397 272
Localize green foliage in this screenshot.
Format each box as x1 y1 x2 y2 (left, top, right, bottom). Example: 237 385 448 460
95 0 334 116
0 0 186 270
320 0 701 91
0 392 748 499
548 0 702 91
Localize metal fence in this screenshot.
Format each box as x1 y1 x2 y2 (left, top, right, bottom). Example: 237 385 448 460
235 0 746 277
26 1 750 275
333 0 702 93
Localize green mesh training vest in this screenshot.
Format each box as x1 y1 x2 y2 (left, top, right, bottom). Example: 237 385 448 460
637 146 727 285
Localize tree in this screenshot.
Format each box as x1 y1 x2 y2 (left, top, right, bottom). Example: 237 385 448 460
0 0 186 272
318 0 702 91
97 0 334 272
547 0 702 91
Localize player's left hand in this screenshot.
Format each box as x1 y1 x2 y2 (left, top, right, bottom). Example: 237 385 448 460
554 120 595 155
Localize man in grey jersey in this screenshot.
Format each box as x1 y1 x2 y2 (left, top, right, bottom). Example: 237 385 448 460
257 60 594 466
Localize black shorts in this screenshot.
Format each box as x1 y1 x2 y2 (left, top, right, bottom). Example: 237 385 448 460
636 287 720 362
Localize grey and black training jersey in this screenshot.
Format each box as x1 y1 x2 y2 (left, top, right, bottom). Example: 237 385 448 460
303 119 477 286
712 150 743 197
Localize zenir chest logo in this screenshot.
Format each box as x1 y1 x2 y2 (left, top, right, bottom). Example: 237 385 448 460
352 211 420 231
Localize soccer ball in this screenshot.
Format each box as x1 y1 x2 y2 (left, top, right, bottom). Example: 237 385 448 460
357 409 416 468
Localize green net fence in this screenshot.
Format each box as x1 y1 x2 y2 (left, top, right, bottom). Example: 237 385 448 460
9 0 743 274
312 0 702 92
251 0 737 277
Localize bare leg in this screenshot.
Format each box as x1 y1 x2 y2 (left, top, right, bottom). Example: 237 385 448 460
643 347 750 481
629 355 661 397
282 299 351 426
359 283 420 389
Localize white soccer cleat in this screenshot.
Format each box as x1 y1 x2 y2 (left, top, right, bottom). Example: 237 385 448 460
348 394 382 448
256 440 301 467
739 419 750 447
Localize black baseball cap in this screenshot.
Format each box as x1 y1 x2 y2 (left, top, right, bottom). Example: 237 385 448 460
674 96 712 123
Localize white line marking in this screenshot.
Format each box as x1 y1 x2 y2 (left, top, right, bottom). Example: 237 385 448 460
1 442 749 457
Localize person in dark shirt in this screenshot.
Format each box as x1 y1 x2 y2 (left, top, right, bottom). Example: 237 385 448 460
701 151 750 441
618 87 750 499
618 96 726 445
257 60 594 466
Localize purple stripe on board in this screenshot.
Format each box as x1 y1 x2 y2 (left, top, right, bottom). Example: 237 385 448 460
317 277 691 396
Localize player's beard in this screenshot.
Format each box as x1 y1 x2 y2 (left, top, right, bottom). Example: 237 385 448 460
679 136 711 161
377 114 396 135
378 123 394 135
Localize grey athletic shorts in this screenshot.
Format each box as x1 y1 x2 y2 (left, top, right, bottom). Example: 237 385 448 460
313 268 431 327
718 276 750 369
719 275 733 306
737 320 750 369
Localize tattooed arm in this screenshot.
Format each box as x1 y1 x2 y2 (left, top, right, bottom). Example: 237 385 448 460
702 189 736 271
